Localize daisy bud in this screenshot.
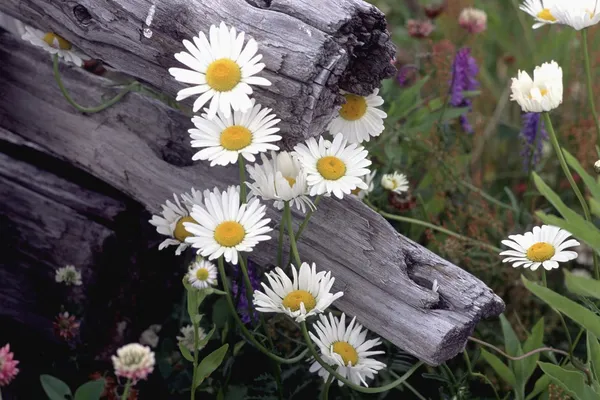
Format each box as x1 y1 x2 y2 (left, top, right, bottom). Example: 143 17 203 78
594 160 600 174
510 61 563 112
458 7 488 34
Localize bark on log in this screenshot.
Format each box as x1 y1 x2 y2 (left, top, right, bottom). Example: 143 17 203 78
0 32 504 365
0 0 396 148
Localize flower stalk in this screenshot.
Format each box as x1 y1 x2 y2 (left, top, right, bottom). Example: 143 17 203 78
581 29 600 148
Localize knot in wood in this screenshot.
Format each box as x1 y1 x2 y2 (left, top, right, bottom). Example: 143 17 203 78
73 5 92 26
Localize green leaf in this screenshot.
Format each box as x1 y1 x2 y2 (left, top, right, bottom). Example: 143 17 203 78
74 379 105 400
194 344 229 389
563 149 600 200
198 324 216 349
587 332 600 381
179 343 194 362
499 314 525 386
589 197 600 218
535 211 600 251
233 340 245 356
480 348 516 387
539 362 599 400
40 375 72 400
522 276 600 337
532 172 581 222
522 318 545 383
212 297 231 329
525 374 551 400
565 270 600 300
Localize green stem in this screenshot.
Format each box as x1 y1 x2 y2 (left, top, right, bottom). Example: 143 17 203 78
284 202 302 267
217 257 307 364
300 321 423 393
238 256 257 325
121 379 132 400
472 373 501 400
191 320 200 400
541 269 547 288
568 328 585 357
238 154 247 204
364 199 502 253
582 29 600 148
295 195 322 241
459 181 515 211
389 370 427 400
322 373 335 400
542 113 599 280
53 54 137 113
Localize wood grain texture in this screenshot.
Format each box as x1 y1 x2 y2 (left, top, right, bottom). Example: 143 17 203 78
0 34 504 365
0 0 396 148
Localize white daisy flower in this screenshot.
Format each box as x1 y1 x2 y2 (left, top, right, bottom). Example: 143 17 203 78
112 343 155 383
552 0 600 30
500 225 580 271
149 188 204 255
327 89 387 144
21 26 87 66
381 172 409 194
189 99 281 166
55 265 82 286
520 0 560 28
177 324 208 352
186 258 218 289
253 262 343 322
246 151 314 213
168 22 271 118
184 186 272 265
351 169 376 200
309 313 386 387
294 133 372 199
510 61 563 112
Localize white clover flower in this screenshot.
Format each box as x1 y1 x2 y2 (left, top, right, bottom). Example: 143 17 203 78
112 343 155 383
149 188 203 255
21 26 88 66
246 151 314 213
55 265 82 286
168 22 271 118
351 169 377 200
520 0 561 28
177 324 207 352
458 7 488 33
294 133 372 199
510 61 563 112
184 186 272 265
253 262 343 322
309 313 386 387
186 259 218 289
327 89 387 144
500 225 579 271
139 324 162 348
381 172 409 194
189 99 281 166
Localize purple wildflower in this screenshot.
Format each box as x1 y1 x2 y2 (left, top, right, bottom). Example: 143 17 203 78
397 64 419 88
519 112 548 171
231 261 261 324
449 47 479 133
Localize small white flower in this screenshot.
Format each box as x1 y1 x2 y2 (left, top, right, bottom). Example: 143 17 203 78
21 26 87 66
149 188 203 255
184 186 272 265
594 160 600 174
309 313 386 387
458 7 488 33
168 22 271 119
551 0 600 30
139 324 162 348
381 172 409 194
327 89 387 144
253 262 343 322
111 343 155 382
189 99 281 166
177 324 208 352
186 259 218 289
294 133 372 199
55 265 82 286
351 169 377 200
510 61 563 112
500 225 580 271
246 151 314 213
520 0 560 28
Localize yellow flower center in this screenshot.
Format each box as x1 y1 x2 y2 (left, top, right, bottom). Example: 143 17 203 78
526 242 555 262
220 125 252 151
281 290 317 312
284 177 296 187
196 267 209 281
339 94 368 121
332 341 359 366
317 156 346 180
214 221 246 247
537 9 556 22
174 216 197 242
205 58 242 92
43 33 72 50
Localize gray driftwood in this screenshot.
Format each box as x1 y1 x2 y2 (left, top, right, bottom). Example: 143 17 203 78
0 0 396 147
0 32 504 365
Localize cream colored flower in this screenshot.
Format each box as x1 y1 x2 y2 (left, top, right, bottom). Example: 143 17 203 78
510 61 563 112
177 325 207 352
351 169 376 199
55 265 82 286
520 0 560 28
112 343 155 383
458 8 488 33
381 172 409 194
547 0 600 30
186 259 218 289
327 89 387 144
21 26 87 66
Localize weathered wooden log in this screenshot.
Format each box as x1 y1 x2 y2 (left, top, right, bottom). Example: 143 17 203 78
0 31 504 365
0 0 396 147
